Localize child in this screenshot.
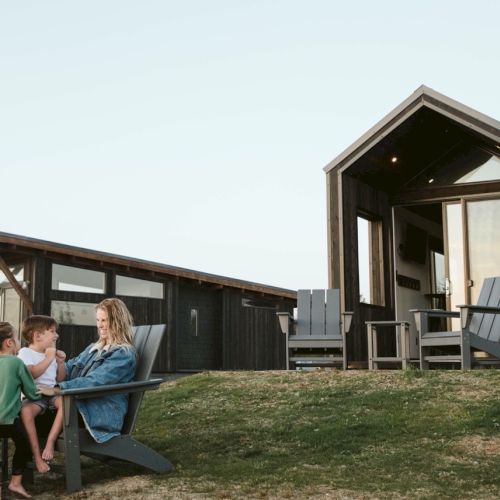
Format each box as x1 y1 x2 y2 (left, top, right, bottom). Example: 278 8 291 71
0 321 40 499
18 315 66 471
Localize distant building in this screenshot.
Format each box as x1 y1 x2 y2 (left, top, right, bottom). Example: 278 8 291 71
0 232 295 371
325 85 500 366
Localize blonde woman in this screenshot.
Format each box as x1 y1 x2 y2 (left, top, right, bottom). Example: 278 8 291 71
53 298 137 443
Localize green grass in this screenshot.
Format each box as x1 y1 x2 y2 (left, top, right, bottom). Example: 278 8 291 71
27 370 500 498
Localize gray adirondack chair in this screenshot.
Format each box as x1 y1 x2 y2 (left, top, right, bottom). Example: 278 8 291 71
58 324 173 491
277 289 353 370
412 277 500 369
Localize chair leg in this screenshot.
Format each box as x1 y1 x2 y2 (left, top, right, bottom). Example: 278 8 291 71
1 437 8 482
80 435 173 473
462 331 472 369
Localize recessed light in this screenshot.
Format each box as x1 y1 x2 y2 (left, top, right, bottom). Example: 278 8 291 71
391 156 398 164
428 178 434 184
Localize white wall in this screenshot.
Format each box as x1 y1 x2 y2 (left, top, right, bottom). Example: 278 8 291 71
393 207 443 358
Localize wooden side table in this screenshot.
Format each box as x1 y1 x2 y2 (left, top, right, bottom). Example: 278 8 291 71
366 320 412 369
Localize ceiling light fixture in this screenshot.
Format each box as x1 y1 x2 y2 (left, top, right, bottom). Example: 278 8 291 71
391 156 398 164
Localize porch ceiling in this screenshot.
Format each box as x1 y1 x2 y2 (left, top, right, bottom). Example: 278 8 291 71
346 106 498 195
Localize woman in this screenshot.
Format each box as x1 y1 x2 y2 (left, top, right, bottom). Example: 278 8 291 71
57 298 137 443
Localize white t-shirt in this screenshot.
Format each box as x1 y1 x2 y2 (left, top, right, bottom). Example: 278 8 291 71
18 347 57 387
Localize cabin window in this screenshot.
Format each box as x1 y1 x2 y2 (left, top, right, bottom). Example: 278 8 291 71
190 308 199 337
51 300 97 326
51 264 105 294
357 215 385 306
116 275 164 299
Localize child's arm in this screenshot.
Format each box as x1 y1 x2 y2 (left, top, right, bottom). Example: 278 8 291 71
18 361 41 401
26 347 57 379
55 349 66 382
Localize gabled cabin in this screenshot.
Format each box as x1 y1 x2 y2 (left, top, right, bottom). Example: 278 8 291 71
325 85 500 367
0 232 295 371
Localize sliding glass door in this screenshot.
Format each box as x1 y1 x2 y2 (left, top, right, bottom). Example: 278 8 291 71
444 197 500 328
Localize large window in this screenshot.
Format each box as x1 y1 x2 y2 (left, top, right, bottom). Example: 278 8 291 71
357 215 385 306
52 264 105 294
116 275 164 298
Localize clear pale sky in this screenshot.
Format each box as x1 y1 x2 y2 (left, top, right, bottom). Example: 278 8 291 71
1 1 499 291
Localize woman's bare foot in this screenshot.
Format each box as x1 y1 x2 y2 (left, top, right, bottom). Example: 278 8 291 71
9 476 32 498
34 456 50 473
42 442 55 461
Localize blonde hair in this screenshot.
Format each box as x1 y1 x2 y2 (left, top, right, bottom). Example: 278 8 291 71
95 298 134 350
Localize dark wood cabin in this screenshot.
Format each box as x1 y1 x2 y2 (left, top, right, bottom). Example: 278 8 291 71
0 232 295 372
325 85 500 367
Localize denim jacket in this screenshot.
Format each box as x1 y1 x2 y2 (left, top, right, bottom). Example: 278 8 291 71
59 343 137 443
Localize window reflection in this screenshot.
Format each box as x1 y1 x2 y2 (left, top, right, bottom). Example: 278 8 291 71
116 275 164 298
411 144 500 187
51 300 97 326
52 264 105 293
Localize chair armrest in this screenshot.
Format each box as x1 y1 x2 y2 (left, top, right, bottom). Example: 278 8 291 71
276 312 295 335
410 309 460 318
456 304 500 314
60 378 163 400
457 304 500 330
342 312 353 334
410 309 459 336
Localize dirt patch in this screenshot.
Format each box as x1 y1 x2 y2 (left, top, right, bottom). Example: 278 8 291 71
454 435 500 456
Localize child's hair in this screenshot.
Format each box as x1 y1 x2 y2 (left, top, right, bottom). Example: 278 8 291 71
95 298 134 349
0 321 15 345
21 315 58 345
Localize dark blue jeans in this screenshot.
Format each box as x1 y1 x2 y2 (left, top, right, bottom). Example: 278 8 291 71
0 418 31 475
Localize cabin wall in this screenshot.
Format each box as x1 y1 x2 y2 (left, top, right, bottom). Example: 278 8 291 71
19 254 294 372
222 289 292 370
176 283 222 371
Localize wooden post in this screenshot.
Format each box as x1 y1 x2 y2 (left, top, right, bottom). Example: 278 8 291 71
0 254 33 314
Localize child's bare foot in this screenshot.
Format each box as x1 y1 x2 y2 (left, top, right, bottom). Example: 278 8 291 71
42 442 55 461
34 456 50 473
8 478 32 498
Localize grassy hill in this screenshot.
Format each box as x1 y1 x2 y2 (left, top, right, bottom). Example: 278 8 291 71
28 370 500 499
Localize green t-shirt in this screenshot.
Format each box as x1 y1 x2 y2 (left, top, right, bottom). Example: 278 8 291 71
0 354 40 424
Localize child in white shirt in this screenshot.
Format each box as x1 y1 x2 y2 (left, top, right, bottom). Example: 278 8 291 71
18 315 66 472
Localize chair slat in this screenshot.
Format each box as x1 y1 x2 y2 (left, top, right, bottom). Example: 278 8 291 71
297 290 312 337
469 277 494 335
311 290 325 336
326 289 341 338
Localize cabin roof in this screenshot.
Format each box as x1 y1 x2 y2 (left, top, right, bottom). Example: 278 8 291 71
0 231 296 300
324 85 500 180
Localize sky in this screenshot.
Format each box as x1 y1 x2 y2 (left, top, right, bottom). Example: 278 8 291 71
1 1 499 291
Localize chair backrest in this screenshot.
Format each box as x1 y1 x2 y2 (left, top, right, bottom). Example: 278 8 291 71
469 277 500 342
122 324 166 435
296 289 341 338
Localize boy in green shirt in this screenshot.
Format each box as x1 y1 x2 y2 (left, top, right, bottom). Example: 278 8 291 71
0 321 41 499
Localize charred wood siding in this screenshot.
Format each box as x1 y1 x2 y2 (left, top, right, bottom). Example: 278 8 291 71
342 174 395 364
20 254 294 373
221 289 292 370
176 283 222 371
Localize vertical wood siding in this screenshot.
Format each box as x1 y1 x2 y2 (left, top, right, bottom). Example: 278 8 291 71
342 174 395 364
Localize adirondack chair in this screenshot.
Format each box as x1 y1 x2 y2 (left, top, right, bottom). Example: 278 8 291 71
277 289 353 370
24 324 173 492
412 277 500 369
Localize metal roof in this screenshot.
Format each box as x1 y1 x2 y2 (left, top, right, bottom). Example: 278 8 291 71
323 85 500 175
0 231 296 299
